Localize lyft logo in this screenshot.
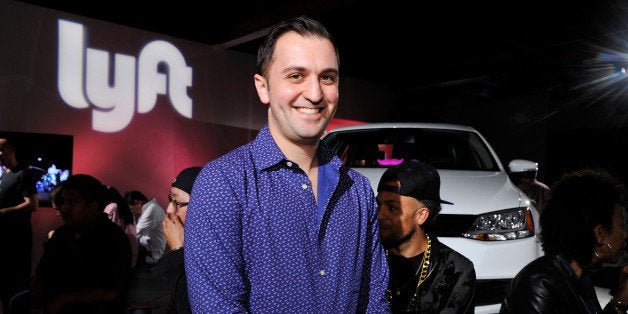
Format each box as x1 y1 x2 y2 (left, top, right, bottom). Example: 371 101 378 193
57 19 193 132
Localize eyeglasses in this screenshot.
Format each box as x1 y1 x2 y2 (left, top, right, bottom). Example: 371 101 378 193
167 194 189 210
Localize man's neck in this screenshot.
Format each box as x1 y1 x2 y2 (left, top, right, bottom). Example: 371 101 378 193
2 158 18 171
391 230 428 258
269 127 319 170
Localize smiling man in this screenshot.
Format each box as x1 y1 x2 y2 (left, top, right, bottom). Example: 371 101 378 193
184 16 390 313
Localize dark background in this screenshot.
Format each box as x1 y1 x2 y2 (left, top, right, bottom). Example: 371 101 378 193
17 0 628 185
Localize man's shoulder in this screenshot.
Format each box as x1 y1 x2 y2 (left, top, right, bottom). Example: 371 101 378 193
436 238 475 268
99 216 130 238
210 144 252 166
141 200 165 220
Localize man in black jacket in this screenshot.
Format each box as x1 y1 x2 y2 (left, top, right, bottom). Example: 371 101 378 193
153 166 202 314
377 161 476 313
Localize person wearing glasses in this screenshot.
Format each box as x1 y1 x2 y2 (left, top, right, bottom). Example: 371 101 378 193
153 166 201 314
124 190 166 266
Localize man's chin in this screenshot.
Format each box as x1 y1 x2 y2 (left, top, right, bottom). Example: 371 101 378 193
381 237 398 250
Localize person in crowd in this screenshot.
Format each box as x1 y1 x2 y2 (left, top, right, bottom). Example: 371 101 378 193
184 16 390 313
45 182 64 240
27 174 132 313
515 163 551 213
500 167 628 313
153 166 202 314
125 190 166 265
377 160 476 313
0 137 39 313
105 185 139 269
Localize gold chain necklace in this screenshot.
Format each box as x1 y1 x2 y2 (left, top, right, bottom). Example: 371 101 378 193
386 235 432 306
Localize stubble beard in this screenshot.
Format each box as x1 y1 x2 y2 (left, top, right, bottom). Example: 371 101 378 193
382 227 416 250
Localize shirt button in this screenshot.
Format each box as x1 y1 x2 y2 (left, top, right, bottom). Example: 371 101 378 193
320 269 326 276
286 161 293 167
301 184 308 190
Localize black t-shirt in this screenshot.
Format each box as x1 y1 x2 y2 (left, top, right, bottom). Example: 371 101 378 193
387 252 424 312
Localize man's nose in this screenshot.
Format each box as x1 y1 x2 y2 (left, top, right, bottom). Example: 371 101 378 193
166 202 177 214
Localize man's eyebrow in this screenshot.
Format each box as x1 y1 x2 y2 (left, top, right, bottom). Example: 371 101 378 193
279 66 338 75
382 199 400 206
321 68 338 75
281 66 306 74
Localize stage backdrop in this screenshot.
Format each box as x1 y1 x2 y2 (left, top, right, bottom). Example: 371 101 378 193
0 0 392 207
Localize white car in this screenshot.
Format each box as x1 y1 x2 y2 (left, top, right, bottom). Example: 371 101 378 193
321 122 543 313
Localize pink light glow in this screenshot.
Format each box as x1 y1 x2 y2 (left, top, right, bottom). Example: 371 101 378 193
377 158 404 166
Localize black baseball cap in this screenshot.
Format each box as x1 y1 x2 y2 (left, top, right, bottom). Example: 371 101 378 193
377 160 453 205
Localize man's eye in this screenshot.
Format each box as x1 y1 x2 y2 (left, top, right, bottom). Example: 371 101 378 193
320 74 337 84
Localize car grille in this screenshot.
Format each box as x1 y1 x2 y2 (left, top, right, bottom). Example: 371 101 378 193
475 279 512 306
428 214 477 236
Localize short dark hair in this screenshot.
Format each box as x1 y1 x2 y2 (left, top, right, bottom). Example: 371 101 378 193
105 186 134 226
124 190 148 205
0 137 15 150
256 15 338 76
540 167 625 266
61 174 107 210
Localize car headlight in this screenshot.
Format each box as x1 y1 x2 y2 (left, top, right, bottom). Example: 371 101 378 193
463 207 534 241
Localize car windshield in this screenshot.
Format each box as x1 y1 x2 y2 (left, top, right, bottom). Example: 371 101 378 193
322 127 499 171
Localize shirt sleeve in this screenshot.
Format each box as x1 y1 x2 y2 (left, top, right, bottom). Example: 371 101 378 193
361 178 392 313
136 203 158 237
184 163 248 313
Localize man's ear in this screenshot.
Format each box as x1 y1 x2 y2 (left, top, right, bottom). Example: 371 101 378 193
415 206 430 226
254 74 270 104
593 224 608 244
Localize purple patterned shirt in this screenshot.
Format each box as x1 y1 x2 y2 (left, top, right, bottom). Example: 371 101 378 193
185 125 390 313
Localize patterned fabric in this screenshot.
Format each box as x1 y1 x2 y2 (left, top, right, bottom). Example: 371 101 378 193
184 124 390 313
387 235 476 313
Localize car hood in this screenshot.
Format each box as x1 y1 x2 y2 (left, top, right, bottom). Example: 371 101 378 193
355 168 528 215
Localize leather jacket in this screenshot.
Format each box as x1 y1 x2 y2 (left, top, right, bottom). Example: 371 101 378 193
387 235 476 313
500 254 616 313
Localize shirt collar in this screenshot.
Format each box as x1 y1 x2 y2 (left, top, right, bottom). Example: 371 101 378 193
250 124 343 172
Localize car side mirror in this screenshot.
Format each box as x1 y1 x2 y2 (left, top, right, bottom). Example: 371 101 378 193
508 159 538 173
